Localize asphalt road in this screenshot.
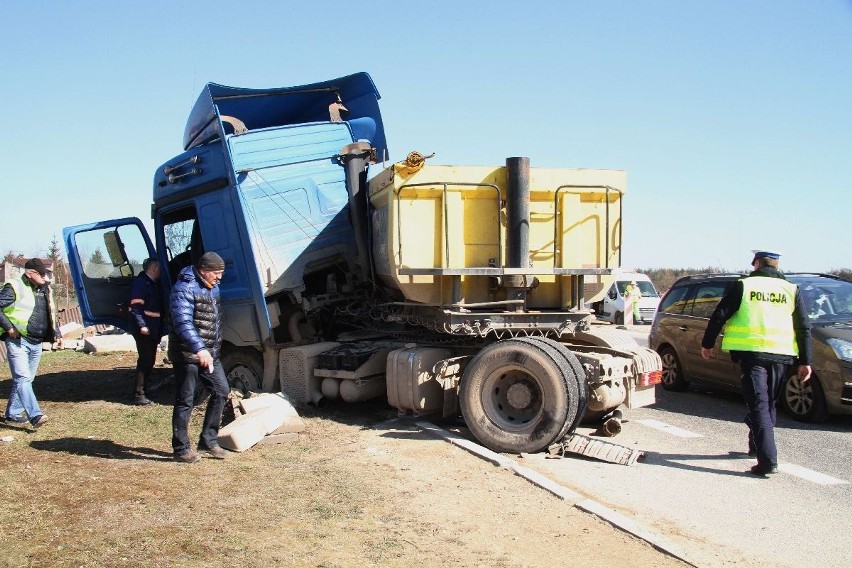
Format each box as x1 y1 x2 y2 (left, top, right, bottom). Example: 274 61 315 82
521 325 852 568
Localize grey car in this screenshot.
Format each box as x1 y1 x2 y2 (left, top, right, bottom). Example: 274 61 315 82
649 273 852 422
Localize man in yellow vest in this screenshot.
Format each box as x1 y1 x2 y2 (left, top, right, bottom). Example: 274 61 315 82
0 258 59 428
701 250 812 476
624 280 642 325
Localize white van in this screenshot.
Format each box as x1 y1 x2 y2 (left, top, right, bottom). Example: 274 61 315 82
586 272 661 324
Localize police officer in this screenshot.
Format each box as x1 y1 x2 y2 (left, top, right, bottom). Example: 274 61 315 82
701 250 812 476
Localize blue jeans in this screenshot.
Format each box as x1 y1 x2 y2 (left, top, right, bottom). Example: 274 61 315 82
171 358 229 455
4 337 44 423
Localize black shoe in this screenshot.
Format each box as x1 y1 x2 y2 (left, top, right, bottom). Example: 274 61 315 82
750 464 779 476
133 395 154 406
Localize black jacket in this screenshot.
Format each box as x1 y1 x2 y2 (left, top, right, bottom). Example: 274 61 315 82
167 265 222 364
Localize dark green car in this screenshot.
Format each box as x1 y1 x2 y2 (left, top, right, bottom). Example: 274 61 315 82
649 273 852 422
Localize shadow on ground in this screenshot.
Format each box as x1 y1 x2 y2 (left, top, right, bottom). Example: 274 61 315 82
29 437 174 461
0 367 175 406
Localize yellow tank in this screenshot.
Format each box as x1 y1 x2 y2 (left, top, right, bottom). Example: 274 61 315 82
368 159 624 309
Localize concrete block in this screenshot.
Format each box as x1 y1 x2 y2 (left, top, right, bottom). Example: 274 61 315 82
59 322 84 339
83 334 138 353
61 339 85 351
258 433 299 446
217 412 268 452
218 406 289 452
271 415 306 434
239 392 298 416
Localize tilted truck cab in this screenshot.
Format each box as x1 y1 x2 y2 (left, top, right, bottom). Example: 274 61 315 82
65 72 661 454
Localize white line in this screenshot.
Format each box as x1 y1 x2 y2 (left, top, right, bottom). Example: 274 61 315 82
779 463 849 485
637 418 703 438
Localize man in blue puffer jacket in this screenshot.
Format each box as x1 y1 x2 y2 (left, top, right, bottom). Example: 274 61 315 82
169 252 230 463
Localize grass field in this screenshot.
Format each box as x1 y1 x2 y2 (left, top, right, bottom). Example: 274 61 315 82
0 350 409 567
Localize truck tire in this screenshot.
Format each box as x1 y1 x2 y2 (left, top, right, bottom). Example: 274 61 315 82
459 338 581 454
614 311 624 325
781 373 829 423
221 347 264 394
516 336 588 434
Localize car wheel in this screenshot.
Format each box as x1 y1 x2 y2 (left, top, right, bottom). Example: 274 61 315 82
781 373 829 423
658 346 689 391
614 311 624 325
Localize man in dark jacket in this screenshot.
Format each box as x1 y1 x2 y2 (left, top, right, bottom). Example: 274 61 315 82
0 258 59 428
169 252 230 463
128 258 164 406
701 250 812 476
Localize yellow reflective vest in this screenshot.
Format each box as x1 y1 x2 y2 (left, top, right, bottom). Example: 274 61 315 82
721 276 798 356
2 277 57 340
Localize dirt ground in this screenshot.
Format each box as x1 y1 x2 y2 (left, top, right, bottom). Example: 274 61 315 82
0 350 687 568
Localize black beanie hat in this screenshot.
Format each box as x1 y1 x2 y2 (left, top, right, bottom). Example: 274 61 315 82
197 252 225 271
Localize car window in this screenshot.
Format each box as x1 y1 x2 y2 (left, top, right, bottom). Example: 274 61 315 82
792 276 852 323
687 282 730 319
659 284 691 315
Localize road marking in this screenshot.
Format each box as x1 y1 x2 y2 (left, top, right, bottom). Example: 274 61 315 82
636 419 703 438
779 463 849 485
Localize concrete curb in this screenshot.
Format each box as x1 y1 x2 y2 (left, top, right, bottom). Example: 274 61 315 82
415 421 698 568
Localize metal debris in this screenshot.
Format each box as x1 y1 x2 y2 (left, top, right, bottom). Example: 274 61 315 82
548 433 644 466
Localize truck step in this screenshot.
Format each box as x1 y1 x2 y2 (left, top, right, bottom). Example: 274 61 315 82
548 433 644 466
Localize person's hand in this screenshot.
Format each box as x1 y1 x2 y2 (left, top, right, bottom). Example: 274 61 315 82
140 326 150 336
197 349 214 372
6 327 20 340
701 347 713 360
53 338 64 350
797 365 812 383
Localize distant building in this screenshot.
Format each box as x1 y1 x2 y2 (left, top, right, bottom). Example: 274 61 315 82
0 256 55 283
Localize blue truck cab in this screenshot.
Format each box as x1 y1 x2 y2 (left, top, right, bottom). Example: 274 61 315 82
64 72 388 391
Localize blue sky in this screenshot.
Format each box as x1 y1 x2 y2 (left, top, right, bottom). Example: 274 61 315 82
3 1 850 272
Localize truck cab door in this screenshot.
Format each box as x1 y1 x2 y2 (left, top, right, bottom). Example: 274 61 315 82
63 218 157 331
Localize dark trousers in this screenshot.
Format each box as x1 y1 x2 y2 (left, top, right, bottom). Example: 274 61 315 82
132 333 160 395
171 358 230 455
740 357 786 468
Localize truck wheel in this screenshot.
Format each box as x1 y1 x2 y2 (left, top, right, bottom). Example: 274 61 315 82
516 337 588 434
459 338 580 454
781 373 829 423
658 346 689 391
221 348 264 394
614 311 624 325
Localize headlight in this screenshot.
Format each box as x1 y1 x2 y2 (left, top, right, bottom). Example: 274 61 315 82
826 338 852 362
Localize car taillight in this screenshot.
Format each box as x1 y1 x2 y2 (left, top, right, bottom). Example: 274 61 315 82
639 370 662 386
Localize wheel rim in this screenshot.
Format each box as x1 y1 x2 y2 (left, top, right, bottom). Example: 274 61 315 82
784 376 813 417
228 363 261 393
660 351 679 387
481 365 543 430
